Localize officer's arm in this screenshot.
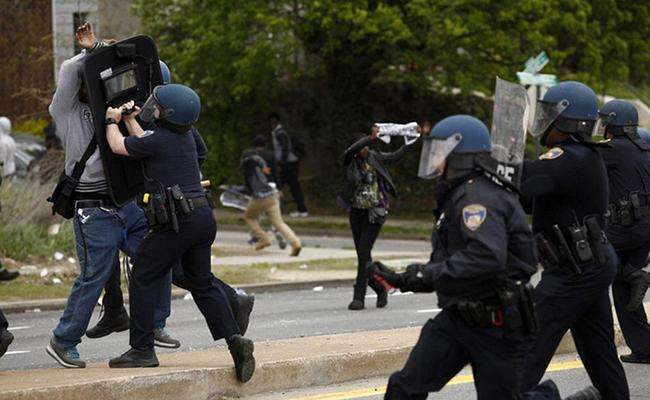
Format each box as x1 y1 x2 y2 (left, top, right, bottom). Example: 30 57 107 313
340 136 373 166
107 124 129 156
423 195 508 291
49 53 85 120
191 127 208 166
520 156 568 198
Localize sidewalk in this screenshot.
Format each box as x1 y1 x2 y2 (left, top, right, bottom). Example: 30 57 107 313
1 302 644 400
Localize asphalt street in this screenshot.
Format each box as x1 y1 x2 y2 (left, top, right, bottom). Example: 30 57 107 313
250 352 650 399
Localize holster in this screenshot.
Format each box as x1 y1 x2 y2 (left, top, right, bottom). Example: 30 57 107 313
607 193 650 226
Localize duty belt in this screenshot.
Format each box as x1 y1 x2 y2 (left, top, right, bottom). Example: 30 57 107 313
606 193 650 226
535 216 608 275
141 185 215 233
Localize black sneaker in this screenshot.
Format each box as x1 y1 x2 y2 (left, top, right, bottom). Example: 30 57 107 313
86 309 129 339
109 348 159 368
154 328 181 349
0 268 19 282
46 338 86 368
228 335 255 383
348 299 364 310
564 386 601 400
0 330 14 358
620 352 650 364
235 293 255 335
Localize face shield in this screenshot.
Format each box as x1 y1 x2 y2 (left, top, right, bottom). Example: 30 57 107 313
139 92 174 123
530 99 570 137
417 133 462 179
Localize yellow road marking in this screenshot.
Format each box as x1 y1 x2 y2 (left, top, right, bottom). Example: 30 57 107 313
290 360 584 400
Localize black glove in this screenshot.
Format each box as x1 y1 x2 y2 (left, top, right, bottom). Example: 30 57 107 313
401 263 435 293
625 269 650 312
367 261 403 290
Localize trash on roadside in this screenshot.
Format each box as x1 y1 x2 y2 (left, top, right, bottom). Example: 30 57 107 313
53 252 64 261
313 286 324 292
47 223 61 236
270 266 277 274
52 278 62 285
299 264 308 269
67 257 76 264
19 265 38 274
40 268 48 278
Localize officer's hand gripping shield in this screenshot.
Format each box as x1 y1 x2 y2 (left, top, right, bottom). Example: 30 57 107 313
417 134 462 180
490 77 530 186
82 36 162 205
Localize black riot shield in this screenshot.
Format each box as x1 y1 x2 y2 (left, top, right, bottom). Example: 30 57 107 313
82 35 162 206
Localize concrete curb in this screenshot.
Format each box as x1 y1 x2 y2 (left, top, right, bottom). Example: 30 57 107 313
0 278 355 314
1 304 645 400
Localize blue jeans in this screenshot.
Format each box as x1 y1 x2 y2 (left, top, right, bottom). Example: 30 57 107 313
53 201 161 348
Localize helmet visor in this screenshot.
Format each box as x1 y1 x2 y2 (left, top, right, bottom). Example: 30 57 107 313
417 133 462 179
530 99 570 137
139 94 160 123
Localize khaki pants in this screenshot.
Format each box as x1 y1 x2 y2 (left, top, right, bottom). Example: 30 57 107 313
244 194 300 249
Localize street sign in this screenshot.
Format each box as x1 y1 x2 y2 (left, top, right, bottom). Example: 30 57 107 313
517 71 557 87
523 51 549 74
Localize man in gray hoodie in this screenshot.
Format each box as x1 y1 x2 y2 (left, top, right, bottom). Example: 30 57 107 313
45 23 176 368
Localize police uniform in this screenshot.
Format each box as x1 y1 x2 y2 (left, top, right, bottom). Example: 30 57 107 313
520 140 630 399
385 174 550 399
120 125 241 350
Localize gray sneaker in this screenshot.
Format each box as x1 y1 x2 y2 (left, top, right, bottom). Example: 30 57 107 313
154 328 181 349
46 338 86 368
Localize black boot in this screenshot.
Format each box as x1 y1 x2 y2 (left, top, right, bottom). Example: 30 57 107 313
564 386 601 400
0 330 14 359
234 293 255 335
348 285 366 310
108 348 159 368
86 308 129 339
369 280 388 308
228 334 255 383
620 352 650 364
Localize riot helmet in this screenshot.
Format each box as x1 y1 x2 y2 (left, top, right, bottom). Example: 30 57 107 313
140 83 201 128
530 81 598 145
159 60 171 85
418 115 491 179
597 99 638 137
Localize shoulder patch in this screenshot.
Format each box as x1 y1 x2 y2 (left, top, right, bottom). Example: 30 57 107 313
462 204 487 231
538 147 564 160
139 130 155 138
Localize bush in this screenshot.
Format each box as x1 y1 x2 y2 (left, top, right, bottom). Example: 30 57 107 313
0 178 74 262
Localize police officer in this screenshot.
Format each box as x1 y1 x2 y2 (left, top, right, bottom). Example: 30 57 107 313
597 99 650 364
368 115 589 399
520 82 630 399
104 84 255 383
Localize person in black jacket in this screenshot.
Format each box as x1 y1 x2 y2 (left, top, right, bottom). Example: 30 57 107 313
338 125 417 310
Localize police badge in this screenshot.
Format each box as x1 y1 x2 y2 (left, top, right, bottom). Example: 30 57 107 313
462 204 487 231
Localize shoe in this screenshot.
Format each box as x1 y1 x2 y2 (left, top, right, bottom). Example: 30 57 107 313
0 330 14 358
154 327 181 349
564 386 601 400
620 352 650 364
235 294 255 335
0 268 19 282
86 308 129 339
109 348 159 368
46 338 86 368
348 299 364 310
290 246 302 257
254 240 271 251
247 236 259 245
228 335 255 383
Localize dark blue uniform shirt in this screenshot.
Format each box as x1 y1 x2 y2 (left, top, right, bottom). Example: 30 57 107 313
426 175 537 307
124 126 205 198
522 139 609 236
